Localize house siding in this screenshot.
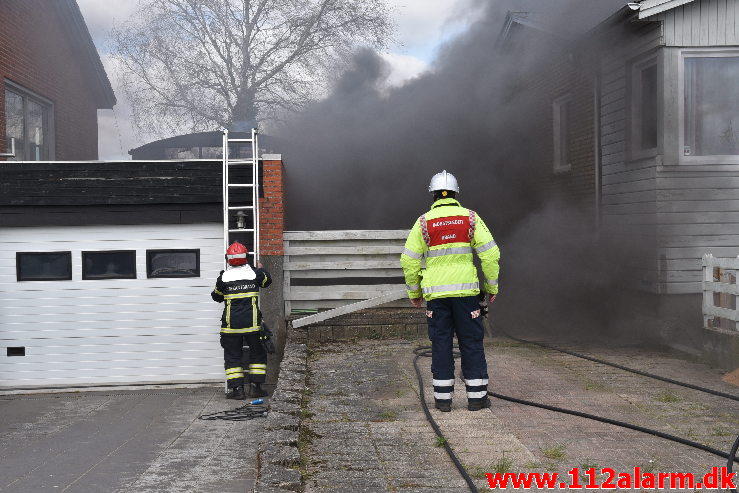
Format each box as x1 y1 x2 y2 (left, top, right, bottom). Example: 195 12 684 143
0 0 102 160
505 23 597 224
598 21 664 292
658 0 739 46
656 170 739 293
652 0 739 294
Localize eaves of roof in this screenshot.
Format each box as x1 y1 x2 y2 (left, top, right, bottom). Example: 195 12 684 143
0 161 222 207
638 0 697 19
495 12 572 49
53 0 116 109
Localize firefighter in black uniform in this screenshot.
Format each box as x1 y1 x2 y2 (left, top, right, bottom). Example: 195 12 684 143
211 241 272 400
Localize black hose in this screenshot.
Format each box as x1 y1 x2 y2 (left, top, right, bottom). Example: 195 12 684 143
489 391 738 462
498 329 739 402
412 347 479 493
198 403 269 421
413 336 739 493
729 433 739 493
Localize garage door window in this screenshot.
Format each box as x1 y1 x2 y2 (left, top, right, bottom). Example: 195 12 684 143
82 251 137 280
16 252 72 281
147 249 200 278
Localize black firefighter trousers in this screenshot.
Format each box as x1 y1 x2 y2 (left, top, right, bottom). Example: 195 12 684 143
426 296 489 405
220 333 267 389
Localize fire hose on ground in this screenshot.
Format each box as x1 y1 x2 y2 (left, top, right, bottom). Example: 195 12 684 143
412 331 739 493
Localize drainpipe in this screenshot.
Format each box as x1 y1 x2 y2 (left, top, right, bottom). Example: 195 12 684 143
593 72 602 231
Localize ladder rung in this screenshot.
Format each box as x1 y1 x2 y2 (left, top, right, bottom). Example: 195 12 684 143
228 206 254 210
228 184 254 188
228 160 254 165
229 229 255 233
228 138 253 143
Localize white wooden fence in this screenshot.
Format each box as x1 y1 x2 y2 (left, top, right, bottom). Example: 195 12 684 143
283 230 410 314
702 254 739 332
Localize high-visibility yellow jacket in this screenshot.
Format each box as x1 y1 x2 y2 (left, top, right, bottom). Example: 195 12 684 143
400 198 500 301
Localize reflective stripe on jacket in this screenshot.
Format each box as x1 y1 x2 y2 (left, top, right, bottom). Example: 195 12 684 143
400 198 500 301
211 265 272 333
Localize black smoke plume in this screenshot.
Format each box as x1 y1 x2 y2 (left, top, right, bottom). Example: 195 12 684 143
276 1 667 344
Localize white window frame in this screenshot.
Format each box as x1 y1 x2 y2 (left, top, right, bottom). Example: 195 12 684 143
630 55 660 160
4 79 55 161
678 48 739 165
552 94 572 174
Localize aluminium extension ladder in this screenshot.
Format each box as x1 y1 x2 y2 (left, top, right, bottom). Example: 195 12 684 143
222 128 260 267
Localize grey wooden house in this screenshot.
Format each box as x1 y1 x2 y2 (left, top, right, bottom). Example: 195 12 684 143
499 0 739 366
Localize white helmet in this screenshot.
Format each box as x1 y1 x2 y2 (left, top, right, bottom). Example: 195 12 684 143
428 170 459 193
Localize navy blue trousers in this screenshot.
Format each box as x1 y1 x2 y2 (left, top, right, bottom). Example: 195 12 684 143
426 296 488 404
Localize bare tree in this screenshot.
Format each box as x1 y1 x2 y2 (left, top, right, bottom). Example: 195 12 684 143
110 0 393 136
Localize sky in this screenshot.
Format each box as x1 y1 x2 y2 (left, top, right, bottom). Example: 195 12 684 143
75 0 481 160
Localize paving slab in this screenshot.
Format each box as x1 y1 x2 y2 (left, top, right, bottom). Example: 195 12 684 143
0 386 265 493
300 336 739 492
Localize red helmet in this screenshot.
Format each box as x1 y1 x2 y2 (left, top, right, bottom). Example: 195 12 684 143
226 242 249 266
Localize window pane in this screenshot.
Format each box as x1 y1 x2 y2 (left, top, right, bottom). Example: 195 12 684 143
82 251 137 280
147 250 200 278
200 146 223 158
164 147 198 159
17 252 72 281
560 100 570 166
685 56 739 156
5 90 24 161
27 99 47 161
641 64 658 150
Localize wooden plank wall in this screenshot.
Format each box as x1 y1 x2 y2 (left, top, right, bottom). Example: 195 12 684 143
598 22 664 292
0 223 226 388
658 0 739 46
657 170 739 293
652 0 739 294
283 230 409 313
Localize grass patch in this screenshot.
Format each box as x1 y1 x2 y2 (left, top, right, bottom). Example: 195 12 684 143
466 465 491 480
377 410 397 421
434 436 447 447
522 461 545 470
656 390 681 403
639 458 659 474
540 443 566 460
493 456 514 474
367 329 384 340
583 379 609 392
712 427 733 437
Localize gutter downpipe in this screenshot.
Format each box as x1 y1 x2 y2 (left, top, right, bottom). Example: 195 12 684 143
593 71 601 232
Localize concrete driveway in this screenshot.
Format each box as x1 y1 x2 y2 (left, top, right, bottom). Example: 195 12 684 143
0 386 264 493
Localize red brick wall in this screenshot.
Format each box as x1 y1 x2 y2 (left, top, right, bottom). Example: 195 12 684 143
259 159 285 256
0 0 101 160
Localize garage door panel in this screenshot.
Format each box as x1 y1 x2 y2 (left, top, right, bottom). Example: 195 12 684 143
0 332 222 346
0 352 223 370
1 295 220 309
4 340 220 355
4 308 219 322
0 223 244 389
2 369 224 388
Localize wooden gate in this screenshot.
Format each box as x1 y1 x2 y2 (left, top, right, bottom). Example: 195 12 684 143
283 230 409 315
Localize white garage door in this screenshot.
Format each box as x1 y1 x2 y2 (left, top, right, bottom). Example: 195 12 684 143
0 223 227 389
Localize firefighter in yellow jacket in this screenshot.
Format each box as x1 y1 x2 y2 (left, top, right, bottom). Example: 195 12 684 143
400 171 500 412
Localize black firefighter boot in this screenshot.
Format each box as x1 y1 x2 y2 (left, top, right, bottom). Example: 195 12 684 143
250 382 268 398
226 385 246 400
